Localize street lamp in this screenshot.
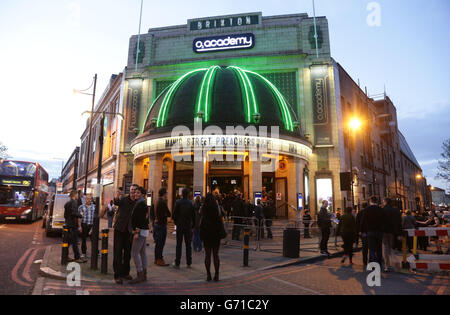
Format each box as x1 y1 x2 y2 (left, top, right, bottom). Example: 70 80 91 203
74 74 98 195
81 110 123 270
415 173 423 212
347 117 362 208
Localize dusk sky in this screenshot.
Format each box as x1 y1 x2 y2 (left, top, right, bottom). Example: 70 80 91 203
0 0 449 190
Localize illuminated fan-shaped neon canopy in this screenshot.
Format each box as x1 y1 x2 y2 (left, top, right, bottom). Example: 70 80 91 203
142 66 298 133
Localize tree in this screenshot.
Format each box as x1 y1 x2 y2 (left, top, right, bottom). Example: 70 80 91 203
0 142 10 160
436 139 450 184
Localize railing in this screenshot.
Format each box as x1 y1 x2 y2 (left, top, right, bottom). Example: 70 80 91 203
222 216 343 254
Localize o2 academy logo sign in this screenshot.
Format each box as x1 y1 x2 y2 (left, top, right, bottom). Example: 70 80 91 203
193 33 255 53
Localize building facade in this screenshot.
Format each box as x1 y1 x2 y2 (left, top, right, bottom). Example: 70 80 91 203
337 65 430 211
61 147 79 193
115 11 431 217
431 186 450 207
66 11 430 219
76 73 130 211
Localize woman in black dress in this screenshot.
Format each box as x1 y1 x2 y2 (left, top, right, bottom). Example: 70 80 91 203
200 193 222 281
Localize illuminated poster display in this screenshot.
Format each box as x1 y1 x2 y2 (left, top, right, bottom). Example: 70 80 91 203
316 178 333 212
304 172 309 207
194 191 202 199
254 192 262 205
297 193 303 211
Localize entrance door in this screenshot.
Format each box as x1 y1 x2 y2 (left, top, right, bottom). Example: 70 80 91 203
275 178 287 218
209 176 242 195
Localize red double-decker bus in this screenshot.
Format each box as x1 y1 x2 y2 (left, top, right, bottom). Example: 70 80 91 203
0 160 49 223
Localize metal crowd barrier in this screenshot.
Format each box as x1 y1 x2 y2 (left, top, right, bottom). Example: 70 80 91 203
401 227 450 271
222 216 343 254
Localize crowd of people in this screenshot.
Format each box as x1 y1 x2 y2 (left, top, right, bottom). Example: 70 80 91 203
63 187 448 283
62 186 277 285
317 196 448 272
211 191 276 241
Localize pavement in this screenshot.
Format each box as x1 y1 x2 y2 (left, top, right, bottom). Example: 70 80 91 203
37 218 345 285
37 218 448 293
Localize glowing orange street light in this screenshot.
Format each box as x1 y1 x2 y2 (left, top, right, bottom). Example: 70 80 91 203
347 116 362 208
416 174 422 179
349 117 362 131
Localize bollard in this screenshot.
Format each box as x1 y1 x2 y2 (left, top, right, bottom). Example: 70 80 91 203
101 229 109 274
90 216 100 270
401 232 409 269
413 235 418 259
61 225 69 265
243 227 250 267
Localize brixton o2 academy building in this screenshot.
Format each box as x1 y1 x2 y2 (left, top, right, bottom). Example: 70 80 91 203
119 12 427 219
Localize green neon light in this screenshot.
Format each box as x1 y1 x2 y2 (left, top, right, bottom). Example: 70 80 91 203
141 85 171 134
154 66 294 131
229 66 259 123
239 68 258 118
244 70 294 131
205 66 219 122
157 68 206 127
197 66 219 122
229 67 250 122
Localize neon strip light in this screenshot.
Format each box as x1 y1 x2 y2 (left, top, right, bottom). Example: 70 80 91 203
200 66 219 122
229 67 251 122
229 66 259 123
157 69 206 127
244 70 294 131
239 68 258 118
141 85 171 134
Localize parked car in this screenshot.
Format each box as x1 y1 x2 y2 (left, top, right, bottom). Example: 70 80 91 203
44 194 69 237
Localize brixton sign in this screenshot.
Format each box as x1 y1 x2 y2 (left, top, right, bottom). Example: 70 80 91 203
193 33 255 53
189 14 260 31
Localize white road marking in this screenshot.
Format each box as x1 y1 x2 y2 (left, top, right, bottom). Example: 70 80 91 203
271 276 324 295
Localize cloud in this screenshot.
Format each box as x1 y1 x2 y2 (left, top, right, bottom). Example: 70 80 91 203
418 159 439 166
397 100 450 120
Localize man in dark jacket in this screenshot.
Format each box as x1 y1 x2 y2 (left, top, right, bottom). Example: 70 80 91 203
154 187 171 266
302 208 312 238
318 200 332 256
64 190 85 263
381 197 401 272
231 193 245 240
112 184 137 284
356 202 369 267
263 199 275 239
172 188 195 268
361 196 385 268
254 199 264 240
